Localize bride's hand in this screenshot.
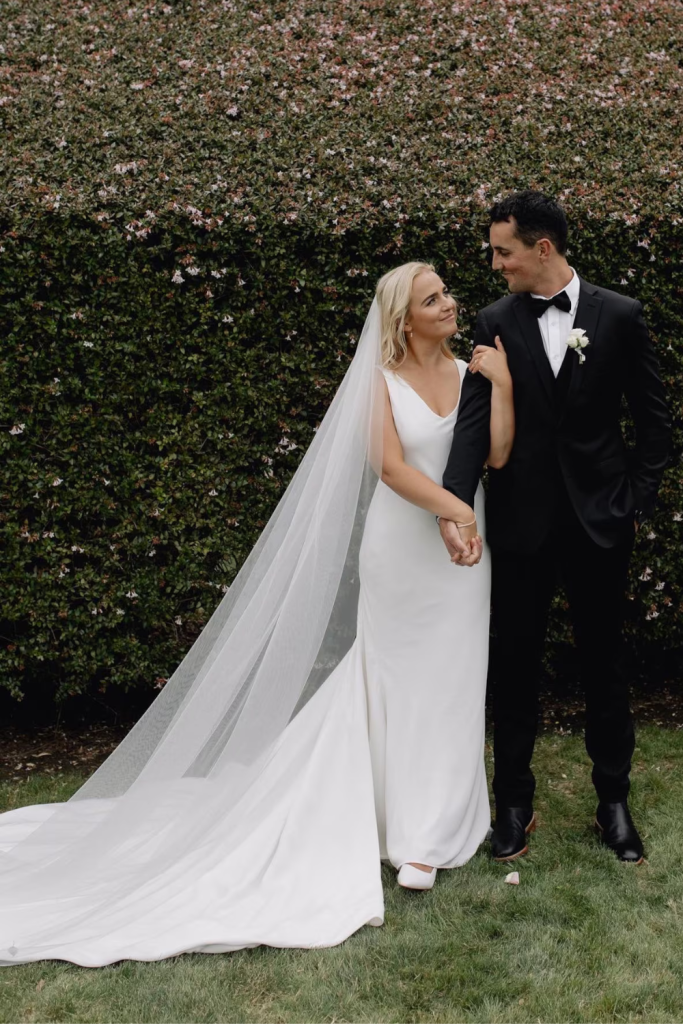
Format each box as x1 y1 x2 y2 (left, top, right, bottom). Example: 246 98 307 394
455 521 482 567
469 337 510 388
439 518 482 567
439 518 469 563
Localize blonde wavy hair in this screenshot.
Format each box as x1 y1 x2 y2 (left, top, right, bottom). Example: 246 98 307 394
375 261 456 368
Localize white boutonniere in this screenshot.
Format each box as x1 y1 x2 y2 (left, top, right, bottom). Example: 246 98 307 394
566 328 590 364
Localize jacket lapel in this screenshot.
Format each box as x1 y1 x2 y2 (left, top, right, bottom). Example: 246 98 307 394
512 295 555 408
561 280 603 419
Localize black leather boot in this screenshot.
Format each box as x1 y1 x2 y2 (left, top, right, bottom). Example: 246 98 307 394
595 802 644 864
490 806 536 862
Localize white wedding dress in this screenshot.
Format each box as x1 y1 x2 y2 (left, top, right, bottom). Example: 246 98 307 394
0 358 490 967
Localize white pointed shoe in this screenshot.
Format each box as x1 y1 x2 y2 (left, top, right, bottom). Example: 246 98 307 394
397 863 437 890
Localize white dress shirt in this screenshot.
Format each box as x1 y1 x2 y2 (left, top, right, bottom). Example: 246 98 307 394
531 268 580 377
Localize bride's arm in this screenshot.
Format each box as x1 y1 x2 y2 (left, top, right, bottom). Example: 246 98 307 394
487 378 514 468
468 337 514 469
381 381 475 523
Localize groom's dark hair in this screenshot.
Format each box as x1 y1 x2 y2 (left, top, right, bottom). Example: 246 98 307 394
489 190 568 255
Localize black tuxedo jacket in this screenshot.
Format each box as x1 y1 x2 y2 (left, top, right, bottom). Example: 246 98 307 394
442 279 671 552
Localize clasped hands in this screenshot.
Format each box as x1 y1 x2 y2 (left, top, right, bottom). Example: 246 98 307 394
436 336 507 567
439 517 483 567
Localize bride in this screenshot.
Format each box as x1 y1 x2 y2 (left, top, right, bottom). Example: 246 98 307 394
0 261 513 966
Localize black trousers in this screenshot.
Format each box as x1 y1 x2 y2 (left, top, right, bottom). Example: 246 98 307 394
490 496 636 808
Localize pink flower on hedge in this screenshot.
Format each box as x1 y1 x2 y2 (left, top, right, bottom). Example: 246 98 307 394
113 162 138 175
9 424 25 435
172 270 184 284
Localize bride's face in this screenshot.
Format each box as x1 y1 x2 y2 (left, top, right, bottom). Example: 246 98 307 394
404 272 457 343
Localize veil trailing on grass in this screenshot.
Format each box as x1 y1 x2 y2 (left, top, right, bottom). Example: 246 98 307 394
0 297 384 959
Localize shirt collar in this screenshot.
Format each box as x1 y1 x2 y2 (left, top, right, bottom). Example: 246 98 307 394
531 267 580 311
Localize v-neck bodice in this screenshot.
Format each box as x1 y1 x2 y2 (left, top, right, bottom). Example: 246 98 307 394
391 360 462 420
382 359 467 485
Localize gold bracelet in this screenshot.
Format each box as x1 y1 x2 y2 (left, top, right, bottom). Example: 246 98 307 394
436 514 477 527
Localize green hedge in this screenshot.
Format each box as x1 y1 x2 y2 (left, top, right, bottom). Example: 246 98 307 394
0 0 681 709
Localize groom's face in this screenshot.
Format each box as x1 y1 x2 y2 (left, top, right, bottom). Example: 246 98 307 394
490 219 543 294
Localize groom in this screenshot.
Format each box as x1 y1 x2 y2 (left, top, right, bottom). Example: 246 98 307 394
440 190 670 864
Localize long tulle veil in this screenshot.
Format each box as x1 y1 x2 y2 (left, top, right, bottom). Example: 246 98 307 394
0 297 385 958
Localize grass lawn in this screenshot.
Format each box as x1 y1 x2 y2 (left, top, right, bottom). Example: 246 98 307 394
1 726 682 1024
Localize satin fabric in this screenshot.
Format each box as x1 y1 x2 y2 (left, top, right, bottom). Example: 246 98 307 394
0 358 490 966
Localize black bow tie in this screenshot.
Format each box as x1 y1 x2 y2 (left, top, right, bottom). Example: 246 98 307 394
527 291 572 317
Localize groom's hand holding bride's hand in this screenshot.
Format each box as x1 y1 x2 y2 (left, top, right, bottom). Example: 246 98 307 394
438 517 483 567
439 332 508 566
